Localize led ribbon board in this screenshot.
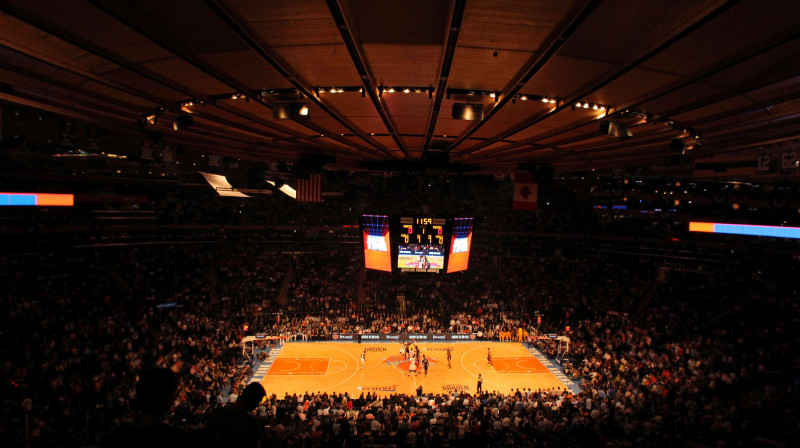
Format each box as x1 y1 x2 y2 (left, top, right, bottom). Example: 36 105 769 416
689 221 800 239
0 193 74 206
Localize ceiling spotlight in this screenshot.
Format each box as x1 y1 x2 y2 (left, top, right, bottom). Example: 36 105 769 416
145 114 158 125
403 88 410 93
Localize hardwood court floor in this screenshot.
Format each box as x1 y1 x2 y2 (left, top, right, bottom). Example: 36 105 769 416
259 342 569 397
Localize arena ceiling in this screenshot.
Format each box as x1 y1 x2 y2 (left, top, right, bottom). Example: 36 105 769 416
2 0 800 177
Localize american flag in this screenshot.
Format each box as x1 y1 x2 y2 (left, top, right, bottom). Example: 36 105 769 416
296 173 322 202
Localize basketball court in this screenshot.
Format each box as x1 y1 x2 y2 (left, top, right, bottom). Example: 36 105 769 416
256 341 574 397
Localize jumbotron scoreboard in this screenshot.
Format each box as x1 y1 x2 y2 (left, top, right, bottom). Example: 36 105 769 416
360 215 474 274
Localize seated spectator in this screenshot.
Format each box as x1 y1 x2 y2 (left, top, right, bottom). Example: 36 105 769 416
201 382 267 448
102 368 189 447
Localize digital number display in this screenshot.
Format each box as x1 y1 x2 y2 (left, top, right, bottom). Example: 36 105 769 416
400 224 445 245
397 217 446 272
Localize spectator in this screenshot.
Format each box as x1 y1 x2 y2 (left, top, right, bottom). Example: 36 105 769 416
102 368 189 447
202 382 266 448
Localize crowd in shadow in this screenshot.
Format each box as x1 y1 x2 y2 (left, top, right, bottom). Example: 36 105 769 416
1 232 798 448
2 166 800 447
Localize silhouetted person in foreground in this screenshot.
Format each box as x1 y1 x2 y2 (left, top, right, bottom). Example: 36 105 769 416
203 382 267 448
102 368 189 447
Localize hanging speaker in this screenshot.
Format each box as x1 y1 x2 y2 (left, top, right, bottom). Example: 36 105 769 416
600 121 632 139
173 115 194 131
670 139 686 154
452 103 484 120
273 103 309 120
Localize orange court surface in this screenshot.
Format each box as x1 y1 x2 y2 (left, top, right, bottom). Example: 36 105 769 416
258 342 570 397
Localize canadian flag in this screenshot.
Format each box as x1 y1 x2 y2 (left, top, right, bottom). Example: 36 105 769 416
513 172 537 211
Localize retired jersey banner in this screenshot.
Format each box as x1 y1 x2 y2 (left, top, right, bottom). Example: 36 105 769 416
513 172 538 210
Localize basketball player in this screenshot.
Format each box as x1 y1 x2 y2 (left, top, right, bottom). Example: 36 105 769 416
487 348 492 366
361 350 366 369
446 347 452 369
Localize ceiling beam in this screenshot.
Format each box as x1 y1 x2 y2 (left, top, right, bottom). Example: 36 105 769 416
0 2 345 154
453 0 741 158
555 115 800 171
3 85 327 161
420 0 467 159
204 0 399 161
85 0 384 160
444 0 604 153
0 45 353 159
473 61 800 164
620 24 800 118
325 0 411 160
0 50 312 147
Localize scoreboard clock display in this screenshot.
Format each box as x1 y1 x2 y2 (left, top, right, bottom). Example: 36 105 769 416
397 217 447 272
360 215 474 274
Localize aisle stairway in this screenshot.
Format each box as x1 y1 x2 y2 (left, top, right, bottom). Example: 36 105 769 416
248 345 282 385
524 344 582 394
277 264 294 306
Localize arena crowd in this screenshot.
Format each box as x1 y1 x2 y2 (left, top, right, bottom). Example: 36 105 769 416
2 171 799 447
1 231 798 448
